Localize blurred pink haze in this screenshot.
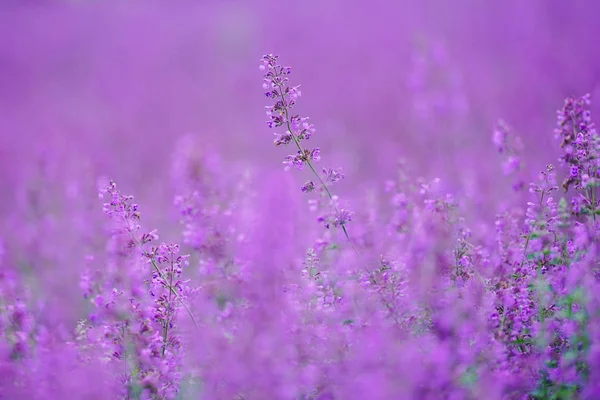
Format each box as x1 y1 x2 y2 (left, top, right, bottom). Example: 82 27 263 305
1 0 599 244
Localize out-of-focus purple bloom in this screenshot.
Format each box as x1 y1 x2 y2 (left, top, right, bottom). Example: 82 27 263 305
318 209 354 229
301 181 316 193
322 167 345 185
492 119 525 192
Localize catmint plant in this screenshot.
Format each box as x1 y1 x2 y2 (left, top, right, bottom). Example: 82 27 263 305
492 119 526 191
260 54 353 233
6 39 600 400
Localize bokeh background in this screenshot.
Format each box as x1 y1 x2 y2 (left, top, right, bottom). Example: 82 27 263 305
1 0 600 260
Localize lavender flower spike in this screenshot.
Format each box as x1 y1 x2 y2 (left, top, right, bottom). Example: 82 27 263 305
260 54 351 229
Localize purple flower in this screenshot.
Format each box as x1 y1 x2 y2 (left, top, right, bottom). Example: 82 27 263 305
555 94 598 192
318 208 354 229
301 181 316 193
322 167 345 184
283 148 321 171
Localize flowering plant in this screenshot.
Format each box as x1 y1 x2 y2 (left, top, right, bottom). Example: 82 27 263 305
1 47 600 400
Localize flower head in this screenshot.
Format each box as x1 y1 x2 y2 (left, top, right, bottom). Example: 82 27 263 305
555 94 599 193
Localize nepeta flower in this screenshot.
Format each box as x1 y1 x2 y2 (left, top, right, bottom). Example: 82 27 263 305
283 148 321 171
273 132 293 147
502 155 521 175
261 54 315 155
260 54 352 230
322 167 345 185
318 209 354 229
101 181 142 235
93 181 196 399
556 94 599 192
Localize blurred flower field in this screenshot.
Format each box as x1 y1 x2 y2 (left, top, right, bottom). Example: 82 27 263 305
2 1 600 399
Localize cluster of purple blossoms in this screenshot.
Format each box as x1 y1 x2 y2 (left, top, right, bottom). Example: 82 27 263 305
261 54 317 170
555 95 600 218
7 46 600 400
283 148 321 171
261 54 350 230
302 168 345 194
317 208 354 229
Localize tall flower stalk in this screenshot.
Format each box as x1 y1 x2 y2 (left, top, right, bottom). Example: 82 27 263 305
101 181 198 331
260 54 403 325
